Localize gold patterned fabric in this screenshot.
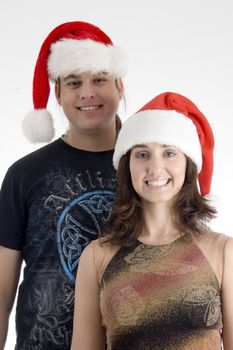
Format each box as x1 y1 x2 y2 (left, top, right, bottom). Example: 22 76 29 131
100 233 222 349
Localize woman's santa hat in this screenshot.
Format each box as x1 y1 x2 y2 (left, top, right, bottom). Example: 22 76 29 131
22 21 127 143
113 92 214 197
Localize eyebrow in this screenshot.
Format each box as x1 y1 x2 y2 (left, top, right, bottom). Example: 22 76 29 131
132 144 177 150
131 144 148 150
93 71 108 76
63 74 80 81
63 72 108 81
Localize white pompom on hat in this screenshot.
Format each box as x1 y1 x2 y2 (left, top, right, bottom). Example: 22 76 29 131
22 21 127 144
113 92 214 197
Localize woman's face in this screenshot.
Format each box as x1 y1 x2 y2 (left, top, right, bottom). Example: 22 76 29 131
129 143 187 207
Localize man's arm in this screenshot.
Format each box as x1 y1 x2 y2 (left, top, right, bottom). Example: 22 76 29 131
0 246 22 350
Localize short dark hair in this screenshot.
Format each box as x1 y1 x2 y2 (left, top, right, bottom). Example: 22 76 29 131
103 151 217 247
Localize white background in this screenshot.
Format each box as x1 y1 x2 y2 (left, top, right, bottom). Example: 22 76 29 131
1 0 233 348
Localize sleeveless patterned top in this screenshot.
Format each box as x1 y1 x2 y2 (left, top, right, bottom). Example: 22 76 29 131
100 233 222 350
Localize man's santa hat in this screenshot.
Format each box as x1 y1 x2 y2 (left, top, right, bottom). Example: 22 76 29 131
113 92 214 197
22 21 127 143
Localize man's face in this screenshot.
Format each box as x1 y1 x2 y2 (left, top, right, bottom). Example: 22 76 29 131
55 72 123 136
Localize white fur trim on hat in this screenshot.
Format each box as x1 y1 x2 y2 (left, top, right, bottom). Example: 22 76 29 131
113 110 202 171
47 39 127 80
22 109 55 143
204 193 221 209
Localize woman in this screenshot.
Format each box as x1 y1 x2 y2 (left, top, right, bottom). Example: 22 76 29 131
71 92 233 349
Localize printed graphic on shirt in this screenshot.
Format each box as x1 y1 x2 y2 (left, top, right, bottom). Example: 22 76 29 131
57 190 114 283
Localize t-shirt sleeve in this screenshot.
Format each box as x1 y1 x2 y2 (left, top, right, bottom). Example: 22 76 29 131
0 166 26 250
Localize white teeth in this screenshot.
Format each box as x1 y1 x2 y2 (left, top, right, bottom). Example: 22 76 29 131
146 179 168 187
79 106 99 110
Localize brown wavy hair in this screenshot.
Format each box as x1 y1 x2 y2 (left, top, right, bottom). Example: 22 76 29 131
103 151 217 247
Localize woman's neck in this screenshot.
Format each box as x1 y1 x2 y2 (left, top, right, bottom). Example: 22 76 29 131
139 202 181 245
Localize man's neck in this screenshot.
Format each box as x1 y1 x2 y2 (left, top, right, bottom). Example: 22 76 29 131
62 129 116 152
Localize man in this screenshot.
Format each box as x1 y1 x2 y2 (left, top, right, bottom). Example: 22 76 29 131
0 21 126 349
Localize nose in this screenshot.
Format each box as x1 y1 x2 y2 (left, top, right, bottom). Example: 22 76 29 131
79 82 95 99
147 155 164 174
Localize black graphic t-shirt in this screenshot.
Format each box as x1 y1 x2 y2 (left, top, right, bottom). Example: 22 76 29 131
0 138 116 349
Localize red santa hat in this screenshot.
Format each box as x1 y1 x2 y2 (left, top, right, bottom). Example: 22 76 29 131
113 92 214 197
22 21 127 143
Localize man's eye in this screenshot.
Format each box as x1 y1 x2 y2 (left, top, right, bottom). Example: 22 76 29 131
67 81 81 88
94 78 106 84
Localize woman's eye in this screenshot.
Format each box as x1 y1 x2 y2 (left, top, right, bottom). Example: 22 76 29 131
164 150 176 157
136 152 148 159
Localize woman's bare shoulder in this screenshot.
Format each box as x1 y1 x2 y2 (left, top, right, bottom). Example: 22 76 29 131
193 231 232 285
87 237 121 283
195 230 230 248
